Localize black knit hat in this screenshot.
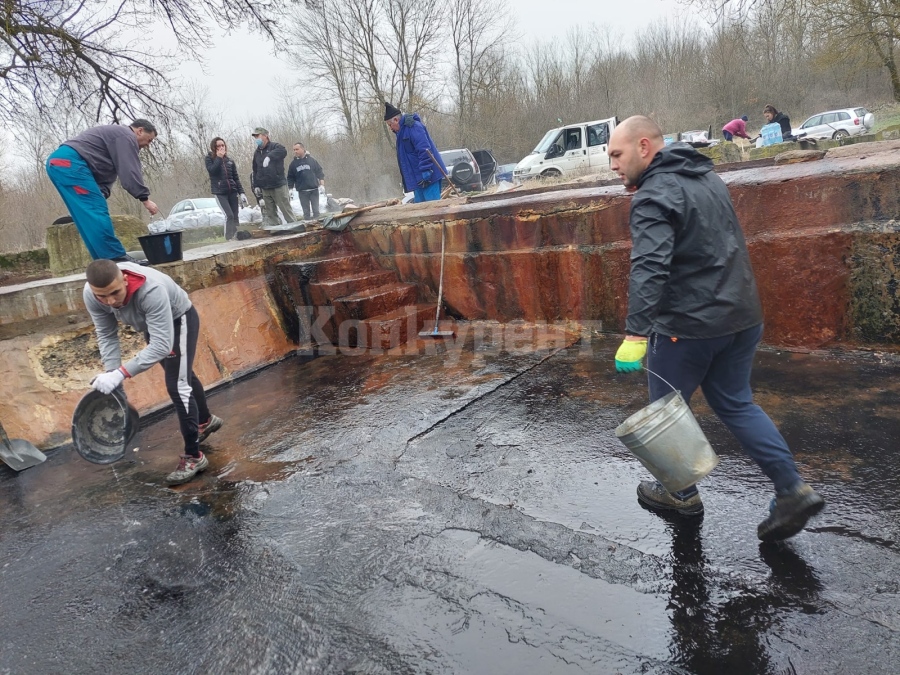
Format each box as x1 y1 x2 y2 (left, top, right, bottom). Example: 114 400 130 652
384 102 401 121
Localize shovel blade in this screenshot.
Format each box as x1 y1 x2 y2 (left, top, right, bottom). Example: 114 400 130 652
0 439 47 472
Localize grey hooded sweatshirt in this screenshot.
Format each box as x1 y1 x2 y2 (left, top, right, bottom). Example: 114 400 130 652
84 263 192 377
63 125 151 200
626 143 763 339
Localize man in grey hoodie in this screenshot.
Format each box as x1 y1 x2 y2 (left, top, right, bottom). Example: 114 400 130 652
84 259 223 484
607 115 824 542
46 120 160 261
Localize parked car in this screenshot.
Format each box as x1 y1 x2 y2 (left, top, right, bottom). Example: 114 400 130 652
439 148 483 191
791 107 875 140
471 149 498 186
495 163 518 183
514 116 619 181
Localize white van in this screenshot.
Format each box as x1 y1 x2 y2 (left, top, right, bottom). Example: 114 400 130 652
513 117 619 180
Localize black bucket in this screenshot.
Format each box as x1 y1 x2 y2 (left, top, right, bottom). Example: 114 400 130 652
138 231 183 264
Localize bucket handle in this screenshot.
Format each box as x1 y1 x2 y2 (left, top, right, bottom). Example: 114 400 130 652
646 368 679 395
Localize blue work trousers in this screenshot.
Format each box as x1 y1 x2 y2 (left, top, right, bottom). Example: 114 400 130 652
646 324 801 494
413 181 441 203
46 145 127 260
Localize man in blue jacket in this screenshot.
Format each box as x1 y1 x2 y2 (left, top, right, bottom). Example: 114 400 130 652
46 120 160 261
608 115 824 542
384 102 447 203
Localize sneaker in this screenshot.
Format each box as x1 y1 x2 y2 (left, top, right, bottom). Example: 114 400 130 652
637 481 704 516
111 254 138 263
198 414 223 443
165 452 209 485
757 482 825 542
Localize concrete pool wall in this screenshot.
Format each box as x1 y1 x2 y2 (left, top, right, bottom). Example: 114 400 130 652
3 141 900 449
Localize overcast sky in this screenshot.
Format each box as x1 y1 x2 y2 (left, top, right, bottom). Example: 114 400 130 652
172 0 698 128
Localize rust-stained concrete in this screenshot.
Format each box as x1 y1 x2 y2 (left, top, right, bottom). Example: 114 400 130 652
344 141 900 350
4 140 900 450
1 233 326 449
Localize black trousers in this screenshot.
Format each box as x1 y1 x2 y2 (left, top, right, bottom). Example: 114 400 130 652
215 192 240 240
297 188 320 219
160 306 210 457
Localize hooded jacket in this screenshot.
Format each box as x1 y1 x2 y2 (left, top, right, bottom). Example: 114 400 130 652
395 113 447 192
625 143 763 339
84 263 192 378
205 154 245 195
287 153 325 191
252 140 288 189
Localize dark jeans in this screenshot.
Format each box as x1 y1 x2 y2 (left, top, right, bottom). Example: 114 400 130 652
722 130 734 141
159 306 211 458
215 192 239 240
297 189 319 219
646 324 801 495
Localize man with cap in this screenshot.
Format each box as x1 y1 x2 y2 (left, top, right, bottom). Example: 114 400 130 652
250 127 298 229
384 102 447 203
722 116 751 142
46 120 160 262
83 258 223 485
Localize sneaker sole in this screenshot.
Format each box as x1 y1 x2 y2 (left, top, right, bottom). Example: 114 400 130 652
637 486 705 517
758 497 825 542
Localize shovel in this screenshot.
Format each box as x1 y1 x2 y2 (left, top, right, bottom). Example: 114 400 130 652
0 419 47 472
321 199 400 232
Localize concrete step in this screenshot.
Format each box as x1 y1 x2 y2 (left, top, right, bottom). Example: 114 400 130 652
360 305 435 351
279 252 380 284
307 270 399 306
333 282 419 323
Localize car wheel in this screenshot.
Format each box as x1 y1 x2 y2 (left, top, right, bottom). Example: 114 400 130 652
833 129 849 139
541 168 562 179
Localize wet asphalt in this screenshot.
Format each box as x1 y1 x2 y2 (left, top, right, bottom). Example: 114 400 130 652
2 323 899 674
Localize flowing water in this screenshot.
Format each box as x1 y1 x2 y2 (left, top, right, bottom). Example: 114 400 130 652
2 327 899 674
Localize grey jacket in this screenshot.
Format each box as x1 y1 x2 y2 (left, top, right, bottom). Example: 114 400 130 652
63 125 151 201
84 263 192 377
625 143 763 339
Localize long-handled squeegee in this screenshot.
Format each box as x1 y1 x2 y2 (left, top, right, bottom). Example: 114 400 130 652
419 220 455 338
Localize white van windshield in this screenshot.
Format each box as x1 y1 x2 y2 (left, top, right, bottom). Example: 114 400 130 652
532 129 560 154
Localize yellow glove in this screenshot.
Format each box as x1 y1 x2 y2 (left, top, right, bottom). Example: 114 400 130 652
615 338 647 373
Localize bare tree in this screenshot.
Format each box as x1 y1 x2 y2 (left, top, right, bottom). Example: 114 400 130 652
380 0 445 109
448 0 514 133
0 0 304 127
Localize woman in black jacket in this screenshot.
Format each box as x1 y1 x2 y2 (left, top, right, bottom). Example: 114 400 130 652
205 137 247 240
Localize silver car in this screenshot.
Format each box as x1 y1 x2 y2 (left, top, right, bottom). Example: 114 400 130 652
792 107 875 140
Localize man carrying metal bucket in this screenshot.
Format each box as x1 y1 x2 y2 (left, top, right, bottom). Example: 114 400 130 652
607 116 824 542
83 260 223 485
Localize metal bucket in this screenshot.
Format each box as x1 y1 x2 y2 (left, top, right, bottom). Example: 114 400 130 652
71 388 140 464
615 389 719 493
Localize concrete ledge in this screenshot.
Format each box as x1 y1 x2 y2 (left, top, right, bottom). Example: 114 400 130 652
0 230 328 335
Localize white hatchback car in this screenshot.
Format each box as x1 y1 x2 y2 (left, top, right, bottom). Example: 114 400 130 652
792 107 875 140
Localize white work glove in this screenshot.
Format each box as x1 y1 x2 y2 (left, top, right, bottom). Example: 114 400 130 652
263 157 270 168
240 194 249 207
91 369 125 395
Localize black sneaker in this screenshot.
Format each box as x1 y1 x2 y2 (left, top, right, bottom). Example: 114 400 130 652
198 414 223 443
758 483 825 542
637 481 704 516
